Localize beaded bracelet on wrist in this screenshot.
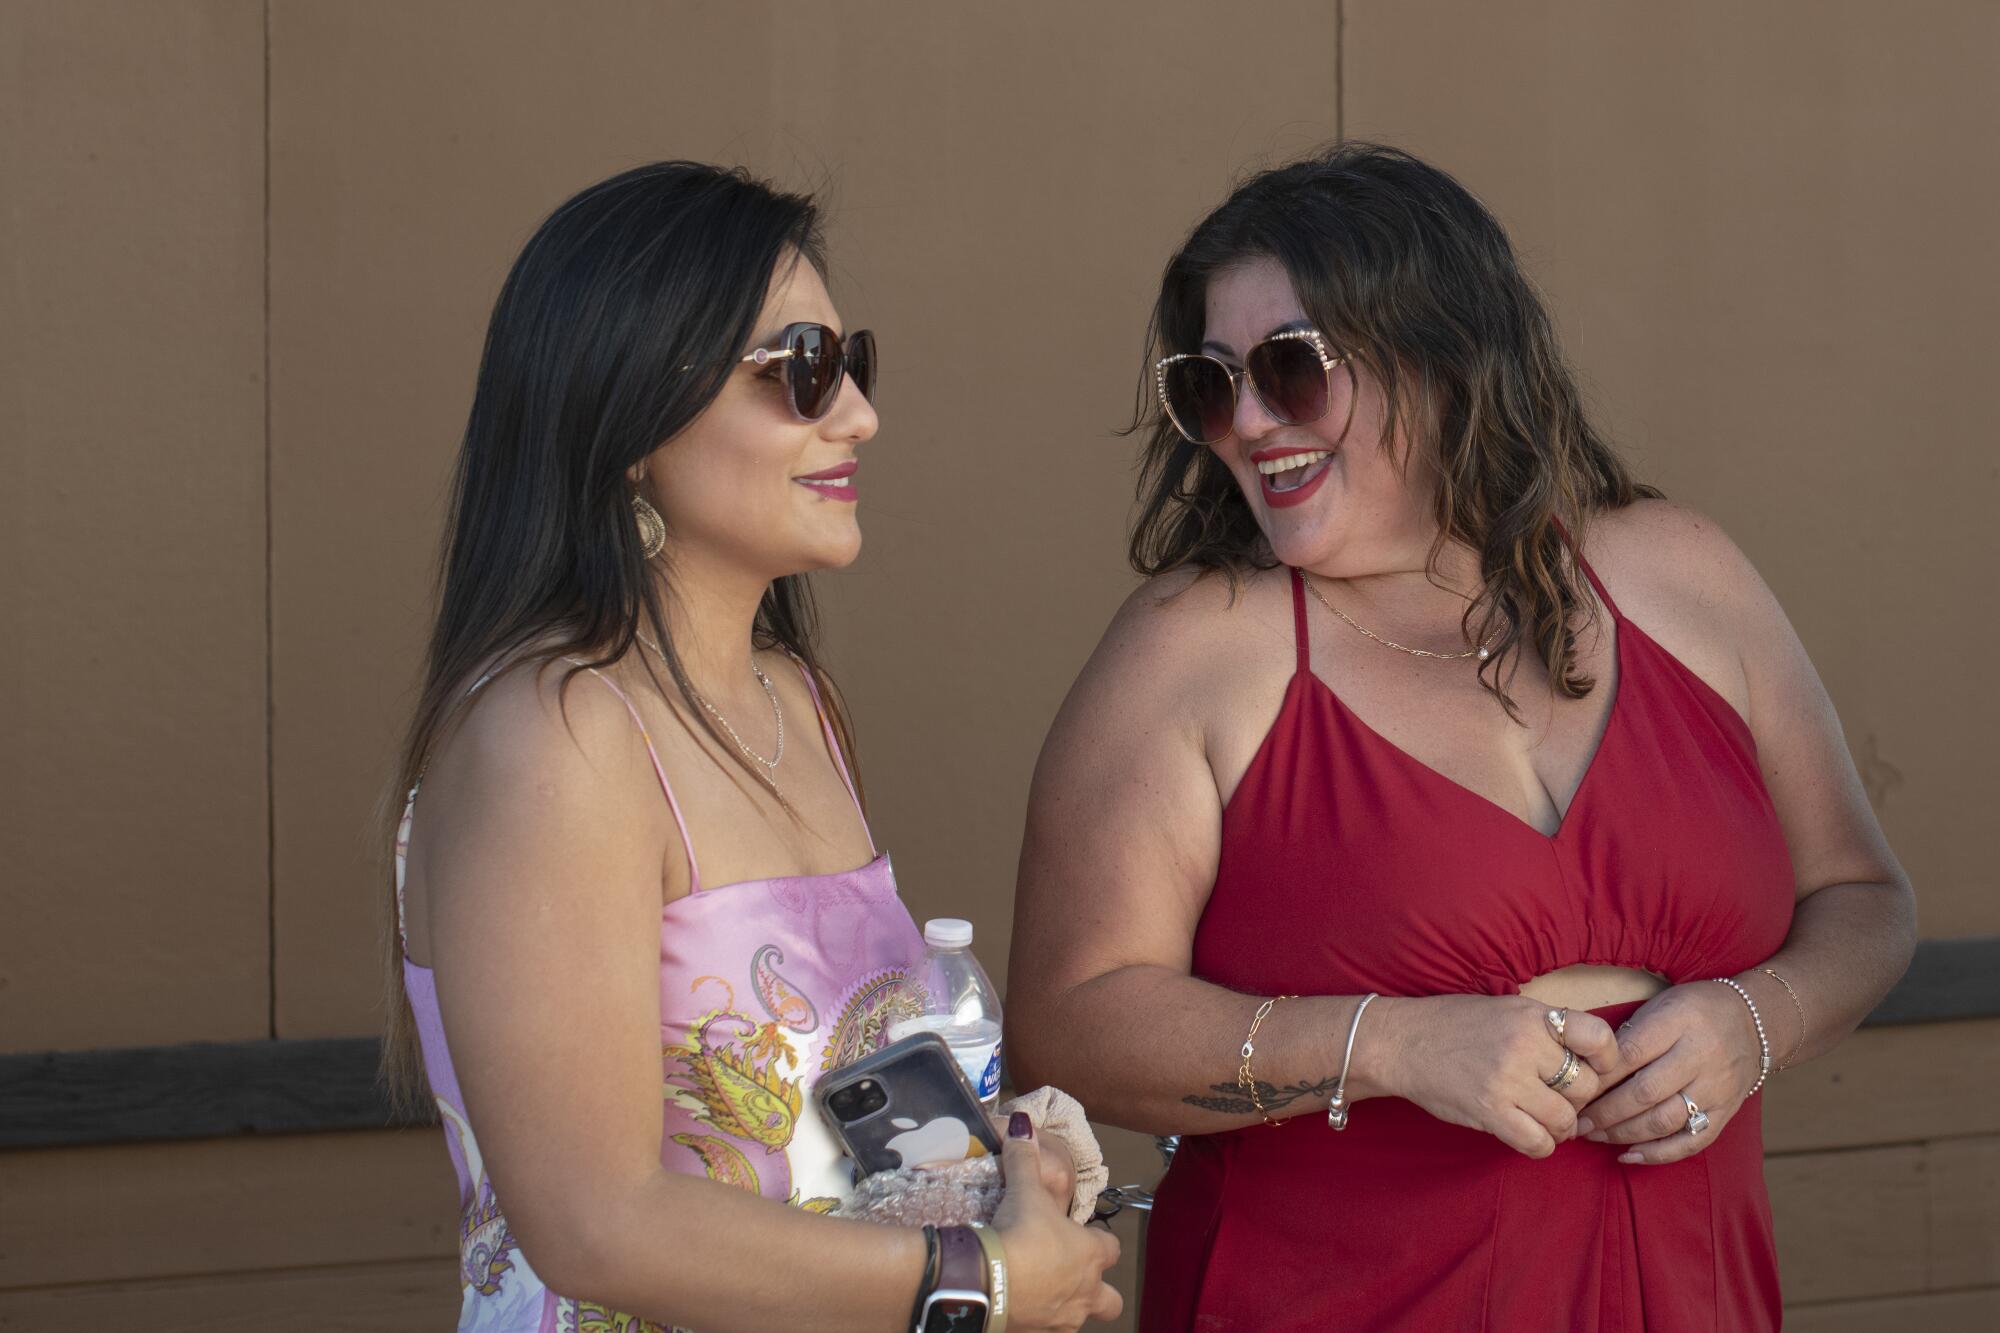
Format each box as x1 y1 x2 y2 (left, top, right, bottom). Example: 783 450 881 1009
1711 977 1772 1097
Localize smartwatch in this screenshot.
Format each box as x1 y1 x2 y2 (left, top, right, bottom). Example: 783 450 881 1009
915 1224 990 1332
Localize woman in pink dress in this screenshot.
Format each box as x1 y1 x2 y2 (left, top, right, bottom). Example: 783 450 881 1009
381 162 1120 1333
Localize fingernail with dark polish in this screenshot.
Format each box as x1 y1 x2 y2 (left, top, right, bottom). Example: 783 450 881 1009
1008 1112 1033 1139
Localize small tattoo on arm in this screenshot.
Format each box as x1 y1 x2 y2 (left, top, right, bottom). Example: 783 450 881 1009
1182 1075 1341 1116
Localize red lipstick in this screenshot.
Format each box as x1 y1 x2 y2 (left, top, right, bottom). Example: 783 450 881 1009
795 459 859 502
1248 446 1335 510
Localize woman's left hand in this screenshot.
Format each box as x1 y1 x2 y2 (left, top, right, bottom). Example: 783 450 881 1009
994 1112 1079 1207
1575 980 1764 1165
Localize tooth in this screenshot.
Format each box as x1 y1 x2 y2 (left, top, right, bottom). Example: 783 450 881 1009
1260 451 1328 476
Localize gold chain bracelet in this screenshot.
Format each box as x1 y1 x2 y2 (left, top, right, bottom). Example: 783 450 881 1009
1759 966 1808 1070
1236 995 1298 1126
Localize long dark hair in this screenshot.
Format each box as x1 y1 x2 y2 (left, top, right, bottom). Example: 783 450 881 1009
1130 142 1660 716
379 162 860 1109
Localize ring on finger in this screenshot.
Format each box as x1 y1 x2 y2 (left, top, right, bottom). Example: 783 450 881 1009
1680 1091 1710 1136
1544 1048 1582 1092
1544 1007 1569 1046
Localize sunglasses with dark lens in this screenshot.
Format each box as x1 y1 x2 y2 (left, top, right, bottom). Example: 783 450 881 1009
1154 328 1346 446
742 322 877 422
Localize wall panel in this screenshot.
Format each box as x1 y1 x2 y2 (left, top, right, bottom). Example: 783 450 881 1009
0 1258 457 1331
0 0 269 1051
0 1129 455 1288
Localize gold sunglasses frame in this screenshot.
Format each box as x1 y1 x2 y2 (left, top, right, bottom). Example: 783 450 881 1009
741 322 876 422
1154 327 1346 445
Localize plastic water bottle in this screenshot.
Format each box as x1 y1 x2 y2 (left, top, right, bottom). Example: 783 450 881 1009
891 918 1005 1109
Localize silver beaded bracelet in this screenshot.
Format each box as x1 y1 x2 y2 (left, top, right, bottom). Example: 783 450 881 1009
1712 977 1772 1097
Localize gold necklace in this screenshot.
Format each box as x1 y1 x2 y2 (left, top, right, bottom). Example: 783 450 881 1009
635 632 785 771
1302 572 1492 662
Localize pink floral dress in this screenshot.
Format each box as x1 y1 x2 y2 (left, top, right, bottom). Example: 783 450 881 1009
398 660 929 1331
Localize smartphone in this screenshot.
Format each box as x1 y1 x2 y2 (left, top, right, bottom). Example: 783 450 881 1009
815 1032 1004 1175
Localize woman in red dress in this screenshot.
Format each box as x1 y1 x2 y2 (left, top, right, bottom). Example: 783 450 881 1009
1006 144 1915 1331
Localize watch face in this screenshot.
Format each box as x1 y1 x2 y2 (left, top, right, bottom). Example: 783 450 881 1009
922 1295 988 1332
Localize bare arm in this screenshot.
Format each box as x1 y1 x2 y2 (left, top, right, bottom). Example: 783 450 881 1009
421 665 1115 1330
1732 509 1917 1056
1006 578 1342 1134
1580 505 1917 1158
1006 579 1603 1154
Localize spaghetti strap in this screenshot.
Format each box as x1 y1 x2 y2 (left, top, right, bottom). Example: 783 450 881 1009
1289 568 1311 673
570 663 704 893
1553 519 1624 622
1572 553 1623 622
793 658 877 856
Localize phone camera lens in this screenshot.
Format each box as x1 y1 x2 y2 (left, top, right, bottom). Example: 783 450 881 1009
829 1077 889 1122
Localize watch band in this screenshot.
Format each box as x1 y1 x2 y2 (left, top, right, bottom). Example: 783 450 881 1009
917 1225 990 1332
970 1223 1009 1333
906 1225 941 1333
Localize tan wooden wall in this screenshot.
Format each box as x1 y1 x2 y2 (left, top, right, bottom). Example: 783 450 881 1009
2 2 1993 1327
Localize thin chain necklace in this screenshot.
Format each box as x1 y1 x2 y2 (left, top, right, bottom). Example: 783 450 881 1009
636 632 785 771
1302 571 1493 662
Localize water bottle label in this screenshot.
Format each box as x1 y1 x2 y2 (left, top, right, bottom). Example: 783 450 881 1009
978 1042 1003 1100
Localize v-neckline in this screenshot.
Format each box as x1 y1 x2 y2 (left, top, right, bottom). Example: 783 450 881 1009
1297 607 1626 845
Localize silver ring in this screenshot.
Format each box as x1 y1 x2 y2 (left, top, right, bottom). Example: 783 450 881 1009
1544 1048 1582 1092
1544 1007 1569 1045
1680 1091 1710 1136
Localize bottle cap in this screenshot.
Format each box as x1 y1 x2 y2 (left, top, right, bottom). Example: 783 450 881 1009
923 917 974 948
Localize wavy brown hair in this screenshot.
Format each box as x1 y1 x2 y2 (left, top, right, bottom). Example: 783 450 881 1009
377 163 861 1113
1130 143 1660 717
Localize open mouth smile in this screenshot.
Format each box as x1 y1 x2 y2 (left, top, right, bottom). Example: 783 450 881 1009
1252 447 1335 508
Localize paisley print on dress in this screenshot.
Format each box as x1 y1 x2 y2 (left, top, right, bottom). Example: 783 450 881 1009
438 1099 521 1298
818 967 928 1073
552 1299 676 1333
663 981 804 1154
751 943 819 1033
672 1132 761 1193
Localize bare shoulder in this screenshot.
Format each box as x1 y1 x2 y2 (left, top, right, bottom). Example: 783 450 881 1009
403 655 670 962
1586 499 1764 606
453 658 658 788
1037 562 1295 802
1583 499 1785 717
416 655 668 867
1090 563 1293 688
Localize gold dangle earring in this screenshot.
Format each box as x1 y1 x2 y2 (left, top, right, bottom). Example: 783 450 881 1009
631 480 665 559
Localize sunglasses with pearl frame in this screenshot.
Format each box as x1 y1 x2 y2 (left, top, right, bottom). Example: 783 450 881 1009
1155 327 1347 446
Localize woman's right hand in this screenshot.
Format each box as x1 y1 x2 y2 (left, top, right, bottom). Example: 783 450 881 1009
991 1115 1123 1330
1369 994 1622 1158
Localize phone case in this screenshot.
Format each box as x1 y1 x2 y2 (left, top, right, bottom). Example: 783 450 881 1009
815 1032 1003 1175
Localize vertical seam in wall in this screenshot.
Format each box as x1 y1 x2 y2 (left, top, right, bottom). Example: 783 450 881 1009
1335 0 1346 140
263 0 277 1040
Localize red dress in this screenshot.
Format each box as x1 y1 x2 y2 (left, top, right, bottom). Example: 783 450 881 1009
1141 559 1793 1332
